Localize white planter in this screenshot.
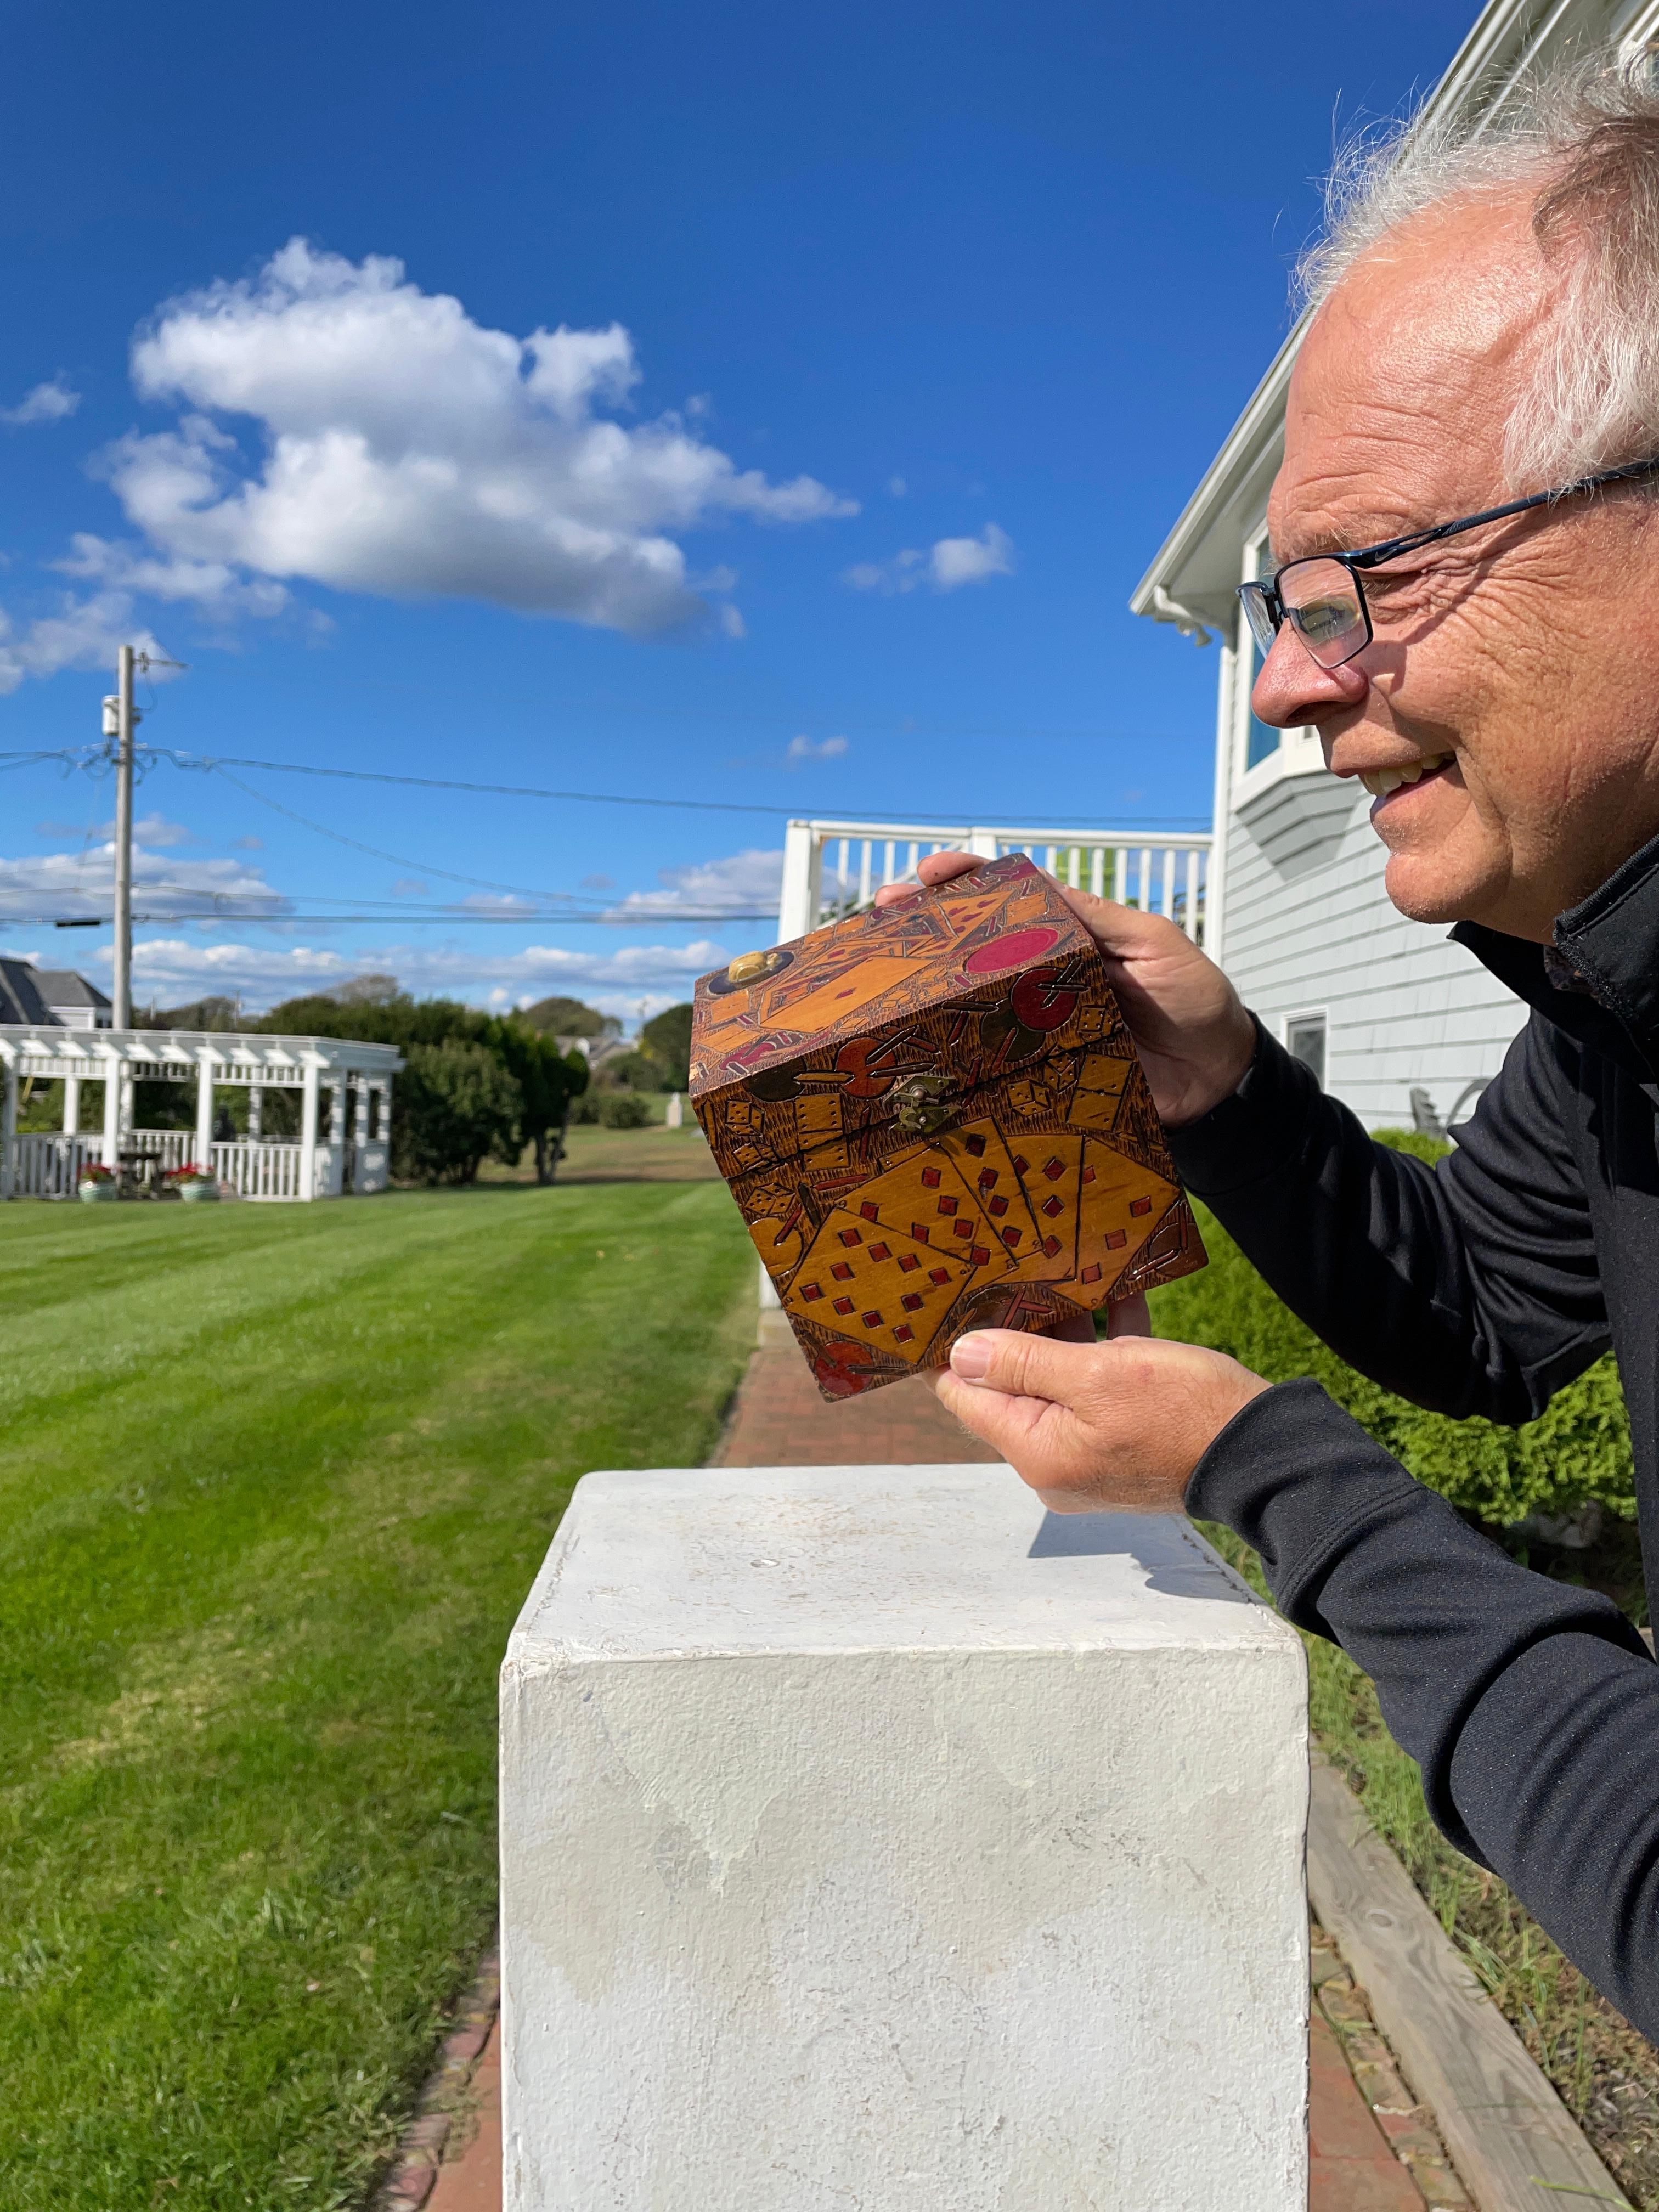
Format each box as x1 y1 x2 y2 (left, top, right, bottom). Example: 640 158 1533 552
77 1181 117 1204
178 1180 220 1204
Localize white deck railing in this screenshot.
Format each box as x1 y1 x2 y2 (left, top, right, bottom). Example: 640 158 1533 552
9 1133 104 1198
777 819 1211 945
6 1130 306 1200
129 1127 194 1170
211 1139 304 1200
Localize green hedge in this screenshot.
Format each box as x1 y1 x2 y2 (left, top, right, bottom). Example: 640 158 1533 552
1150 1132 1635 1527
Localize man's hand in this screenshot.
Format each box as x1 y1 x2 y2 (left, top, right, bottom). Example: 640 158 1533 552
874 851 1256 1126
932 1312 1271 1515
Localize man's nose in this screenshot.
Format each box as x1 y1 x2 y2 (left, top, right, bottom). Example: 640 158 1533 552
1250 621 1368 730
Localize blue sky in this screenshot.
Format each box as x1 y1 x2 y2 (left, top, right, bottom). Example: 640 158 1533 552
0 0 1469 1019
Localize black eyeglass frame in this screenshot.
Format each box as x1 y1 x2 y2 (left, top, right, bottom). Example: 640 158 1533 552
1237 453 1659 670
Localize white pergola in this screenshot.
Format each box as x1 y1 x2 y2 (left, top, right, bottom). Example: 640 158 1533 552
0 1026 402 1201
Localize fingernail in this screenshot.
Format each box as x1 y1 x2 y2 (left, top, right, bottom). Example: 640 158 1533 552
950 1333 991 1381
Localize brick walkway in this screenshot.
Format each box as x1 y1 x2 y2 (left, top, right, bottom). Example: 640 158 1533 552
713 1308 1003 1466
407 1317 1444 2211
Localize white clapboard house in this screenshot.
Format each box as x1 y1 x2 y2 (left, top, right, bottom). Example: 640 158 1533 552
1131 0 1659 1132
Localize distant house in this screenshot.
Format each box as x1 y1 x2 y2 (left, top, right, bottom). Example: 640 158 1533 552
1130 0 1659 1133
0 960 55 1028
33 970 111 1030
0 960 111 1030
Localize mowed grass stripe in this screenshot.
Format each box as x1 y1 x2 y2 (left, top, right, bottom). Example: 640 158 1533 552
0 1184 754 2212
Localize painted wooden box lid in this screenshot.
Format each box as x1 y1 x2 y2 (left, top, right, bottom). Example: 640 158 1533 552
691 854 1205 1398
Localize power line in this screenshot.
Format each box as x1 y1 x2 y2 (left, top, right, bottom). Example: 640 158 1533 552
0 746 1211 828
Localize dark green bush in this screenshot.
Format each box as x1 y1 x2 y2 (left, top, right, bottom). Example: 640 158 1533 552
394 1041 523 1185
596 1090 653 1130
1151 1131 1634 1527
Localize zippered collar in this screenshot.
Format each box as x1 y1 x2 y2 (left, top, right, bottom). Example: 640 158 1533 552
1452 828 1659 1084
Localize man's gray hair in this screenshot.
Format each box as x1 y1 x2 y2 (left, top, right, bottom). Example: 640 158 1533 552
1299 53 1659 492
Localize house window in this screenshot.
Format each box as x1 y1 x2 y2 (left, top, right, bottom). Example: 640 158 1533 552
1285 1014 1327 1089
1241 536 1280 769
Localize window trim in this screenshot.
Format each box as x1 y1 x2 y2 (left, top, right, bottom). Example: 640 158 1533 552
1282 1008 1329 1091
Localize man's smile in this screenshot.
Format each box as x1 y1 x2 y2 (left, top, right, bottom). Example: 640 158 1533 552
1355 749 1456 799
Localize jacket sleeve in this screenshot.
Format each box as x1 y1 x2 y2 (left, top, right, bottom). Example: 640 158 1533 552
1191 1381 1659 2040
1166 1017 1610 1424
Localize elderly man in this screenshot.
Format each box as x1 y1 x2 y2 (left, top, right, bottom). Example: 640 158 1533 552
882 63 1659 2039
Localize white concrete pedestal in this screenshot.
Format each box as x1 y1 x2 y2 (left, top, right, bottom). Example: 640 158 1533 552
500 1463 1308 2210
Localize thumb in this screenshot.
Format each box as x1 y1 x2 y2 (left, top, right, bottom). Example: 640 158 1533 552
945 1327 1096 1408
1058 891 1181 961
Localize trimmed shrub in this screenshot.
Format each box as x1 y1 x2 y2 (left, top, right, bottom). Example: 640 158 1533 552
597 1090 653 1130
1151 1131 1634 1527
394 1041 523 1185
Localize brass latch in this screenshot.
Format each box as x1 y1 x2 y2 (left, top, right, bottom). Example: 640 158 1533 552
891 1073 954 1136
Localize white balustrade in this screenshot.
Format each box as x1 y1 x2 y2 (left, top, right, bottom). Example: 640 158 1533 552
10 1132 104 1199
128 1127 194 1171
210 1139 303 1200
777 817 1211 945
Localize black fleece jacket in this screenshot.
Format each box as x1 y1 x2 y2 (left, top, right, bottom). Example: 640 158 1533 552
1171 831 1659 2039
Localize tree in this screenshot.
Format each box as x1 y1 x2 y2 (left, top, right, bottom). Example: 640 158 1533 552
484 1017 589 1183
326 973 402 1007
255 992 588 1184
517 995 615 1039
139 994 240 1031
394 1040 522 1186
640 1002 692 1090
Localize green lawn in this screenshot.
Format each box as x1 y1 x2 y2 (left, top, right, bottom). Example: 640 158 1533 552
0 1186 754 2211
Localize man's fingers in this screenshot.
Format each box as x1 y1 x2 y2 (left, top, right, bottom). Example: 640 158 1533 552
1104 1293 1151 1340
873 850 981 910
930 1364 1051 1455
1054 888 1186 961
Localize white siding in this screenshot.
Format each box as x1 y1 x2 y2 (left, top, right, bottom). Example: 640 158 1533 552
1219 775 1527 1132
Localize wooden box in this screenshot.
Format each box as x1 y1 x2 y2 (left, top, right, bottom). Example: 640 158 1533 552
690 854 1206 1400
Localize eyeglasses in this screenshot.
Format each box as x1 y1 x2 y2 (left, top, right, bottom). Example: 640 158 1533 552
1238 453 1659 672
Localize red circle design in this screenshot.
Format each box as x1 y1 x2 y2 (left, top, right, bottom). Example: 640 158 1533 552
962 926 1063 975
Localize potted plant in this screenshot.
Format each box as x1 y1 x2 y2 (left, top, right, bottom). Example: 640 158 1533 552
165 1163 221 1204
77 1162 117 1204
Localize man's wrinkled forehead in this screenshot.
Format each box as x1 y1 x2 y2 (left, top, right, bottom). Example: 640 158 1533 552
1269 192 1550 561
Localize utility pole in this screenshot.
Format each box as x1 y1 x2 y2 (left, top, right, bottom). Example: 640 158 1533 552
106 645 137 1030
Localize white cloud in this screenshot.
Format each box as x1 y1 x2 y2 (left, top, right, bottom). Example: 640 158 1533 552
2 377 80 427
931 522 1017 588
95 239 855 637
0 832 281 924
786 733 848 761
887 475 907 497
117 932 735 1016
608 848 783 917
0 591 171 696
55 531 290 621
844 521 1017 596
